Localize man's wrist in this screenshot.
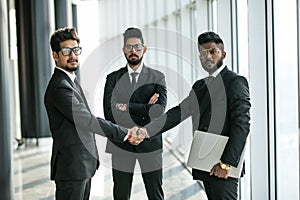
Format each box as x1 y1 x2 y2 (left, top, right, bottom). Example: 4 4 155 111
127 131 132 140
219 161 231 170
138 128 150 139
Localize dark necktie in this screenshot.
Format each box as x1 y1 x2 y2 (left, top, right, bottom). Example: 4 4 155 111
131 72 138 89
74 78 81 91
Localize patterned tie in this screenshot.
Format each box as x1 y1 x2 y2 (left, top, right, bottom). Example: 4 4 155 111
131 72 138 89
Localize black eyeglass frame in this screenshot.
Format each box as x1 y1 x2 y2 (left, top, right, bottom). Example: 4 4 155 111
60 46 82 56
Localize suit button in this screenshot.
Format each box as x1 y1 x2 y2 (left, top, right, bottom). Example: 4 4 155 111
203 126 208 131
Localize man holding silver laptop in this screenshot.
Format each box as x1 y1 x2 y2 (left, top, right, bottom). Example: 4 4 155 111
137 31 251 199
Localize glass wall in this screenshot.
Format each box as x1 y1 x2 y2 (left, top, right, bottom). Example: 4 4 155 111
273 0 299 198
76 0 300 199
236 1 250 199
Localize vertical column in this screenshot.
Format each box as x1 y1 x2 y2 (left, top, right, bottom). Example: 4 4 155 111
196 0 209 33
248 0 274 199
217 0 233 70
72 3 78 30
54 0 69 28
0 0 13 199
34 0 54 140
15 0 52 140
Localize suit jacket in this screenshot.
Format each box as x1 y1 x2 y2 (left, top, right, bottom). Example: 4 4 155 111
103 65 167 153
44 68 127 181
145 66 251 181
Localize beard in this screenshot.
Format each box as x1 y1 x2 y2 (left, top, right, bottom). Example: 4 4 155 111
202 59 223 74
65 65 78 72
64 59 79 72
125 54 143 66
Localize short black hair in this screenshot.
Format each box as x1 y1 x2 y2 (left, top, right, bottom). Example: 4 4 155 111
123 27 144 45
198 31 223 46
50 27 80 53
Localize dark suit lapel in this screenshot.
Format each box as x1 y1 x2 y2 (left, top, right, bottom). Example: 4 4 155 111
76 83 92 112
54 68 74 87
118 66 132 94
54 68 91 112
136 65 150 89
197 80 211 117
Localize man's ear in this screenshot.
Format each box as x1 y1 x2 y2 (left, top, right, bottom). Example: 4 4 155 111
52 51 59 61
143 45 147 54
221 51 226 59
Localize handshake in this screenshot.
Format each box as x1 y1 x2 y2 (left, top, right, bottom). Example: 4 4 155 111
127 127 149 145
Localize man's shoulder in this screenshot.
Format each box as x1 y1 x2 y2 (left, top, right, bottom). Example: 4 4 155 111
221 67 248 83
220 68 249 93
45 72 73 100
106 66 127 78
143 65 165 76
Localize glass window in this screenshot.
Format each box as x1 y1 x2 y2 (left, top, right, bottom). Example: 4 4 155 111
274 0 299 198
236 1 250 199
211 0 218 31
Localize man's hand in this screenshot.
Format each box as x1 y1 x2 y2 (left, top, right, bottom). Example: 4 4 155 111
128 126 145 145
210 163 230 179
137 128 149 139
148 93 159 104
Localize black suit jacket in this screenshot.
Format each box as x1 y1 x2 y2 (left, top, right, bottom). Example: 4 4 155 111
103 65 167 153
145 66 251 180
44 68 127 181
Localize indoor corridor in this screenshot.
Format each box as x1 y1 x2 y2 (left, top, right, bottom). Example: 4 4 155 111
13 138 208 200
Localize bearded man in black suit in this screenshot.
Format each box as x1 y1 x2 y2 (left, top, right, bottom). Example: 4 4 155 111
103 27 167 200
140 31 251 200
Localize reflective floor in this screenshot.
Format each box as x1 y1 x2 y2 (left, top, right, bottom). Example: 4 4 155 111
13 138 208 200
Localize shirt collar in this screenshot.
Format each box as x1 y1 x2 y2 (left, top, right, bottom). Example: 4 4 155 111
127 63 143 74
210 64 226 77
55 67 77 82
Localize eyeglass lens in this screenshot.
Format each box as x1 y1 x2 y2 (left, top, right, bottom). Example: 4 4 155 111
61 47 82 56
124 44 143 52
199 48 218 57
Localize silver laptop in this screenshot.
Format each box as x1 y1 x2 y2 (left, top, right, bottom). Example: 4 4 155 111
187 130 246 178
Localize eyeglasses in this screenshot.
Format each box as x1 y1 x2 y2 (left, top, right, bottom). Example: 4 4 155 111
60 47 82 56
199 48 220 58
124 44 144 52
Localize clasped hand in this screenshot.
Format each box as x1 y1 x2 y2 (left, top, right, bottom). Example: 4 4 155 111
128 127 148 145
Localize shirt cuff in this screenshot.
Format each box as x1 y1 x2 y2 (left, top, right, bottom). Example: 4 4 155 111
123 129 132 141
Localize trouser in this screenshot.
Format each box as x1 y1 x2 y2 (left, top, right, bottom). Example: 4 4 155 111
111 151 164 200
203 177 239 200
55 178 91 200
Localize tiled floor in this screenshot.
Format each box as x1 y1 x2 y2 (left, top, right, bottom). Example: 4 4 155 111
13 138 208 200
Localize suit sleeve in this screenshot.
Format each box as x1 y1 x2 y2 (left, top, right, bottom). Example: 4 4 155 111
145 88 195 138
54 83 127 142
129 74 167 119
103 74 134 126
221 76 251 167
103 75 117 123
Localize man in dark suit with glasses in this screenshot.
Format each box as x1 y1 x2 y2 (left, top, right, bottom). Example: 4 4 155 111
103 27 167 200
44 27 143 200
